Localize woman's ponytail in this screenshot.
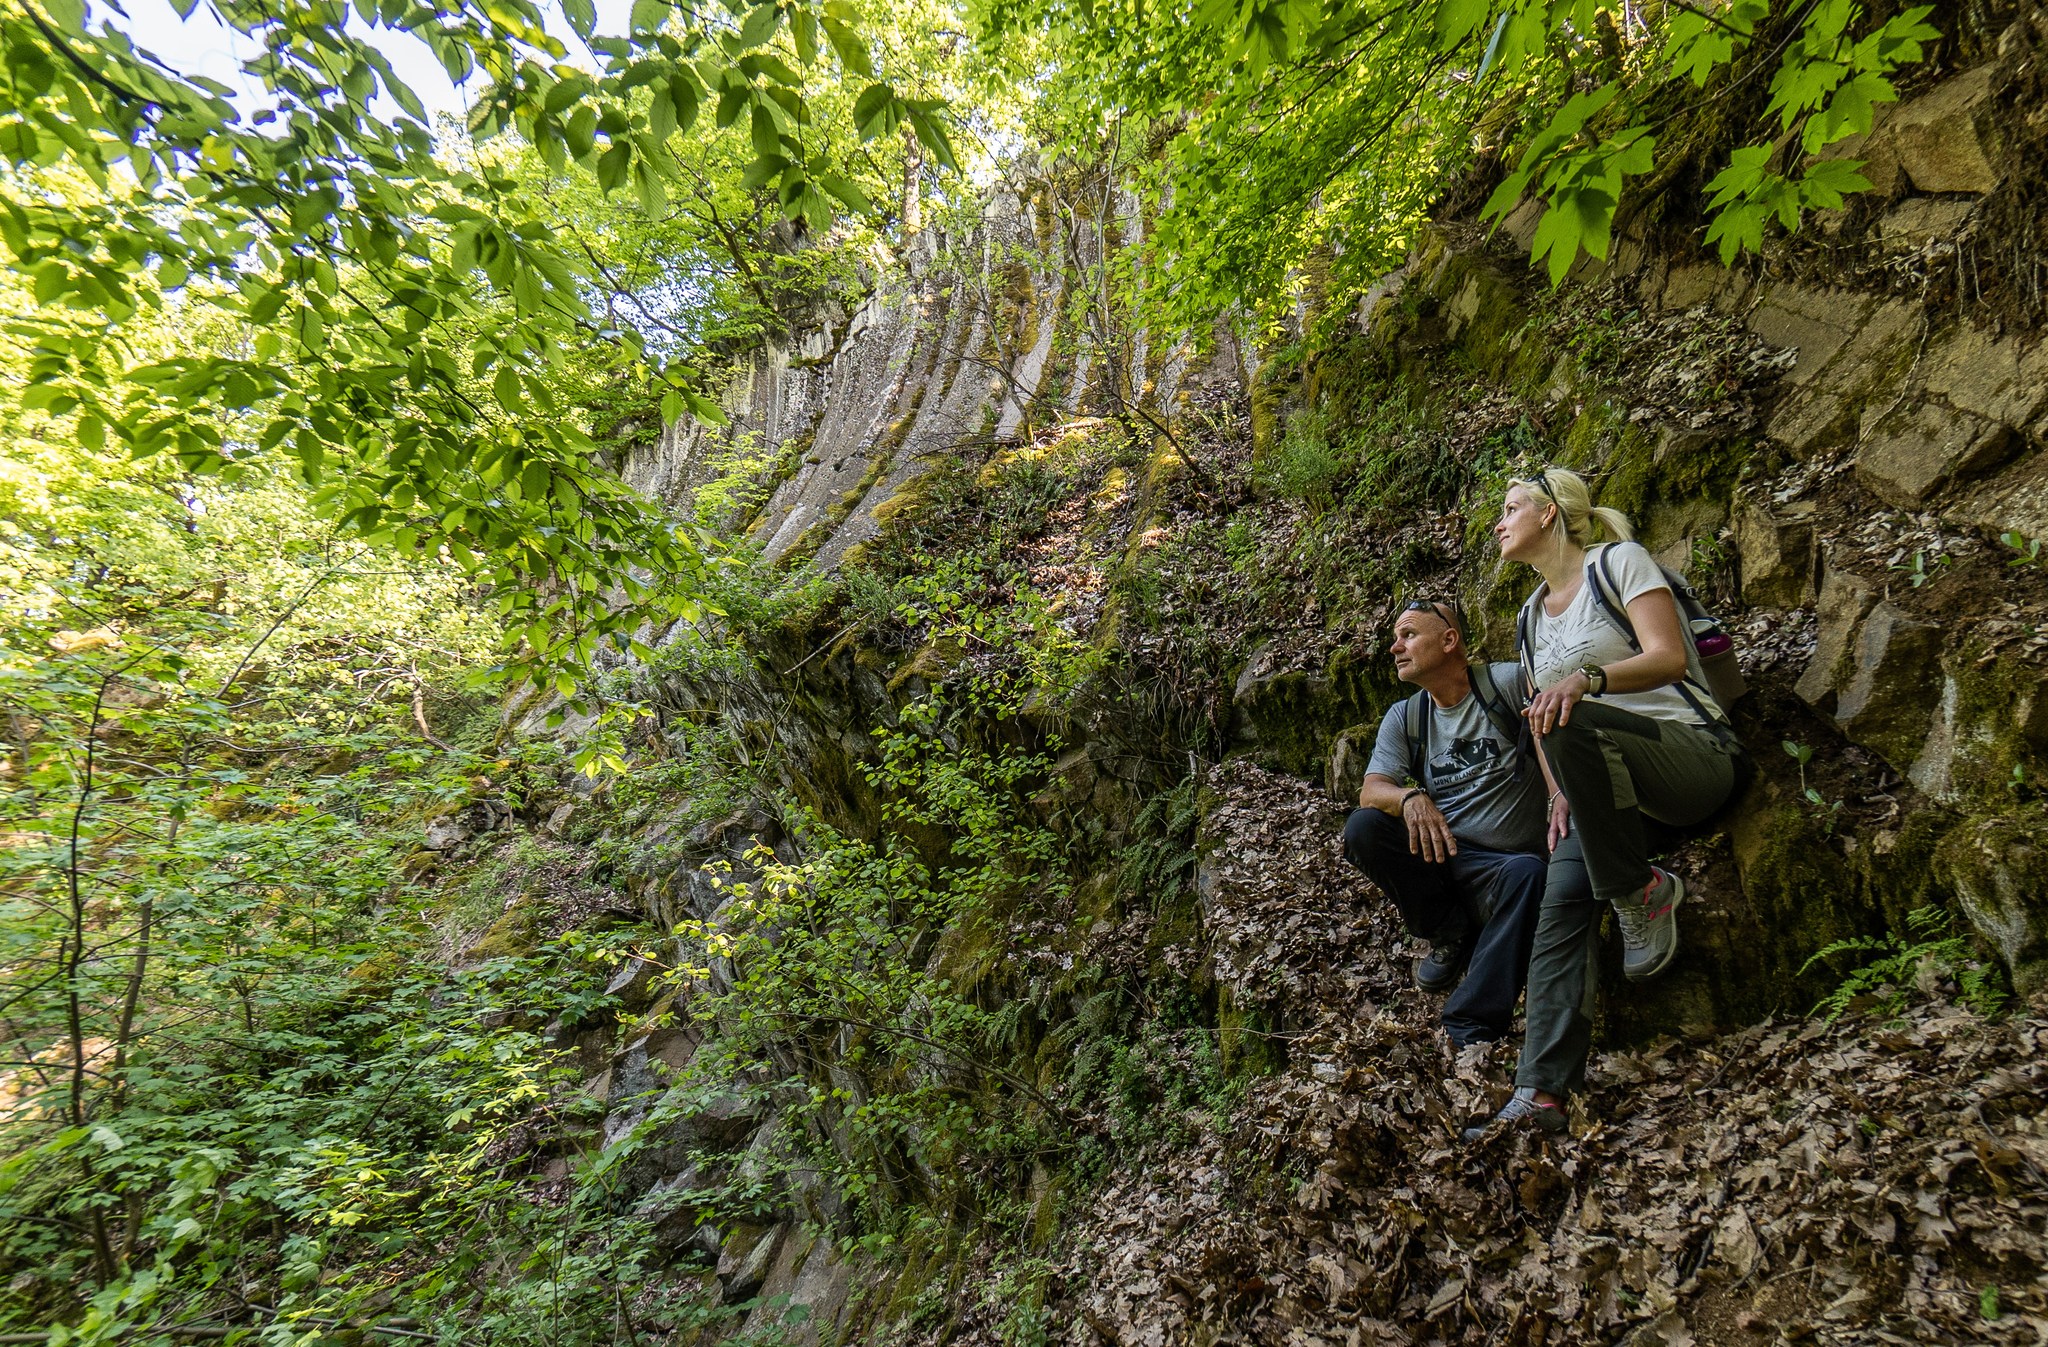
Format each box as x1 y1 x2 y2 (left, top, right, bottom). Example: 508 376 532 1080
1588 504 1635 544
1507 467 1636 550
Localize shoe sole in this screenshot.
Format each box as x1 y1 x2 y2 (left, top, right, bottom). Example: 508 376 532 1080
1459 1107 1568 1144
1623 872 1685 982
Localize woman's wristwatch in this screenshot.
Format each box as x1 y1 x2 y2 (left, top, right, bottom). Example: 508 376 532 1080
1578 663 1607 695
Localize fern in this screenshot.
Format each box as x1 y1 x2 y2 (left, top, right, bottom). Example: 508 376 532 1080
1800 906 2006 1022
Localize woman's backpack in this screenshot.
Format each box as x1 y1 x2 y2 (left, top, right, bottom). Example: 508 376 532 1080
1515 542 1748 739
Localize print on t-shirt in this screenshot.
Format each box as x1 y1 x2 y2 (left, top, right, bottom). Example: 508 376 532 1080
1364 662 1547 854
1438 735 1499 776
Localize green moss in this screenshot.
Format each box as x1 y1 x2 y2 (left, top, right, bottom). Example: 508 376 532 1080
1946 645 2048 811
348 950 404 996
1442 264 1527 376
885 637 966 696
1232 645 1395 782
1934 810 2048 997
463 891 548 961
929 909 1005 1000
1216 985 1282 1077
1028 1166 1065 1250
780 448 900 571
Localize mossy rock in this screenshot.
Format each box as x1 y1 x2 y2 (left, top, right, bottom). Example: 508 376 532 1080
1938 645 2048 811
1230 644 1397 783
348 950 405 997
464 891 549 962
928 909 1006 1001
1933 810 2048 998
885 637 966 697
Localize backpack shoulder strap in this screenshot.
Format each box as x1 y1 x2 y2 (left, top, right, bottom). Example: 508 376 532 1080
1402 688 1434 788
1515 586 1543 695
1588 544 1641 651
1468 662 1524 749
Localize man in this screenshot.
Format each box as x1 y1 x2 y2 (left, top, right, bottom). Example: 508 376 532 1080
1341 600 1550 1049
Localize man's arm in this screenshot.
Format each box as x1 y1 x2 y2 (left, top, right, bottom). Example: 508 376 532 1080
1360 772 1457 863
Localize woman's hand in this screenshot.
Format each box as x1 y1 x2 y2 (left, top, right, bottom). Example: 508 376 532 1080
1547 790 1571 853
1525 670 1592 736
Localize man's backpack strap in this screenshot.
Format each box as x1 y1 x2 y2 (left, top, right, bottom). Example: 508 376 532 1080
1401 687 1437 789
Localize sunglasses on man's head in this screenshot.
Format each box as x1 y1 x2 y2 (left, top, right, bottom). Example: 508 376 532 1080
1402 598 1464 632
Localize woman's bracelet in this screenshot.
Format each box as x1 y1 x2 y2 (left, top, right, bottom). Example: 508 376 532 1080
1548 789 1563 805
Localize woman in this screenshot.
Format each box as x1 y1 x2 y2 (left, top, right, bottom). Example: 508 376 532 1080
1468 467 1743 1138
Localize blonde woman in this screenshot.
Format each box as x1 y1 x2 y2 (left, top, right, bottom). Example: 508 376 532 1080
1465 467 1744 1140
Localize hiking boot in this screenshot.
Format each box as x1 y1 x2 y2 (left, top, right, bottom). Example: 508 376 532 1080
1413 934 1470 993
1460 1087 1568 1143
1614 866 1685 981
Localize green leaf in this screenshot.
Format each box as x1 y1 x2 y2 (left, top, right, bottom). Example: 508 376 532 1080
567 104 598 158
716 82 750 129
1476 13 1509 80
1479 167 1529 224
821 15 872 76
493 365 521 412
751 103 782 159
633 158 670 215
853 83 897 141
1434 0 1487 49
818 170 872 213
685 390 730 426
740 1 781 46
669 74 701 134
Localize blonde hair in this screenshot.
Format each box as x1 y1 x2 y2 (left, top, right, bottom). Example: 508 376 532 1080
1506 467 1632 569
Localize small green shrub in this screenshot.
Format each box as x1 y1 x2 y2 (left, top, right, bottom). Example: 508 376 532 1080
1256 410 1351 511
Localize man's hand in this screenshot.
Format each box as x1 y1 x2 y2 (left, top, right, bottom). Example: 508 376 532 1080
1547 791 1571 853
1402 793 1458 863
1525 670 1592 736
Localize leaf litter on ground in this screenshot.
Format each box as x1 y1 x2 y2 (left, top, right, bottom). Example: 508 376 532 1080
917 761 2048 1347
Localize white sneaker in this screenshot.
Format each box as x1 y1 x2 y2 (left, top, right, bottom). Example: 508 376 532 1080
1614 867 1684 981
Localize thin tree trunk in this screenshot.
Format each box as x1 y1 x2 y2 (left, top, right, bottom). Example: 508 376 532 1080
901 122 923 234
64 672 120 1281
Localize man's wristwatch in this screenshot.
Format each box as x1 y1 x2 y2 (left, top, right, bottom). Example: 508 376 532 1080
1579 663 1607 695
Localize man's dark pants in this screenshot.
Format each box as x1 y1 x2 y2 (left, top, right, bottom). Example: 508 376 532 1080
1341 808 1546 1047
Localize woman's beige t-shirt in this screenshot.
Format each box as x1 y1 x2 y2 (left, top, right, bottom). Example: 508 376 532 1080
1525 542 1725 727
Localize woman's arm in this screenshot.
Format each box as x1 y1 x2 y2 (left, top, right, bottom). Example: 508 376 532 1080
1535 741 1570 853
1601 587 1691 693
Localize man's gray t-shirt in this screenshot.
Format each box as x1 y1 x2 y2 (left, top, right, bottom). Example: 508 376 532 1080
1364 662 1546 854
